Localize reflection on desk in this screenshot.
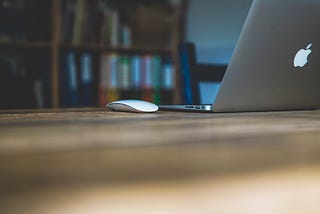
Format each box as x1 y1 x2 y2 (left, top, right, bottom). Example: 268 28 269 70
1 109 320 213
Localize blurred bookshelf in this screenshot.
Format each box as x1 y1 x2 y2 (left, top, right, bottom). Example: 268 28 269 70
0 0 186 109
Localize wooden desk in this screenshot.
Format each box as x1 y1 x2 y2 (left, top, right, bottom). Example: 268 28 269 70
1 109 320 213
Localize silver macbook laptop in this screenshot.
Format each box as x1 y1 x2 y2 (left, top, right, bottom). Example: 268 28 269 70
160 0 320 112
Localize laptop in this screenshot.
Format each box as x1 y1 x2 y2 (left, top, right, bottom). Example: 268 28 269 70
159 0 320 112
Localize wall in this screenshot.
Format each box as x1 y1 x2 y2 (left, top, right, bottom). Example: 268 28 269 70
185 0 253 104
186 0 253 64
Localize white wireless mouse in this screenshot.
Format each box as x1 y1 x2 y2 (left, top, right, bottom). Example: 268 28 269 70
106 100 159 113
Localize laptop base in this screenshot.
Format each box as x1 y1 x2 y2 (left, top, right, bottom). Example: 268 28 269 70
159 105 213 112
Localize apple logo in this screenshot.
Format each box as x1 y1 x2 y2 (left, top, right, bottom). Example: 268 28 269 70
294 43 312 68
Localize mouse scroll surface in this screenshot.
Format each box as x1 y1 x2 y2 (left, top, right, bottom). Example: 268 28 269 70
106 100 159 113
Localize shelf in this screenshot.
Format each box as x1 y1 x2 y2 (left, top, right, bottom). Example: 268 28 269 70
0 40 52 49
0 0 186 109
0 41 172 54
59 43 172 54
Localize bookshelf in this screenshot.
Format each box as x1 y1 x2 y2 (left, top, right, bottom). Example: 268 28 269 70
0 0 186 109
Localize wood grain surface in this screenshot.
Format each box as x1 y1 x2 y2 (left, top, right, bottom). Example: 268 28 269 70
1 109 320 213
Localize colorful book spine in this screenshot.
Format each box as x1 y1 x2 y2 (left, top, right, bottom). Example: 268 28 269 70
131 55 142 98
141 55 153 102
110 10 119 47
121 24 132 47
34 54 51 108
97 54 175 106
99 53 109 106
106 54 119 102
72 0 86 44
62 51 78 107
152 55 162 104
60 51 96 108
34 79 44 108
119 55 131 99
161 57 174 104
101 6 111 45
79 53 94 106
62 0 132 47
61 0 76 42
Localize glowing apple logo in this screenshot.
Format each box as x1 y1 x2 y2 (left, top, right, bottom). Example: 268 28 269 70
294 43 312 68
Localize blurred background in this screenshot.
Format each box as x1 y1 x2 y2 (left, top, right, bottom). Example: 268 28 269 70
0 0 252 109
2 2 320 214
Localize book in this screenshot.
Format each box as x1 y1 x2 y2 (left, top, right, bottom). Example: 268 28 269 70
119 55 131 99
161 57 174 104
60 52 97 107
98 53 175 105
72 0 86 44
121 24 132 47
60 0 132 47
151 55 162 104
99 3 111 45
61 0 76 42
99 53 108 106
110 10 119 47
33 54 51 108
79 53 94 106
131 55 142 99
60 51 78 107
106 54 119 103
141 55 153 102
33 80 44 108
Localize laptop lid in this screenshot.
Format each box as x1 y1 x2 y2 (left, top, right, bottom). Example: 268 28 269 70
213 0 320 112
